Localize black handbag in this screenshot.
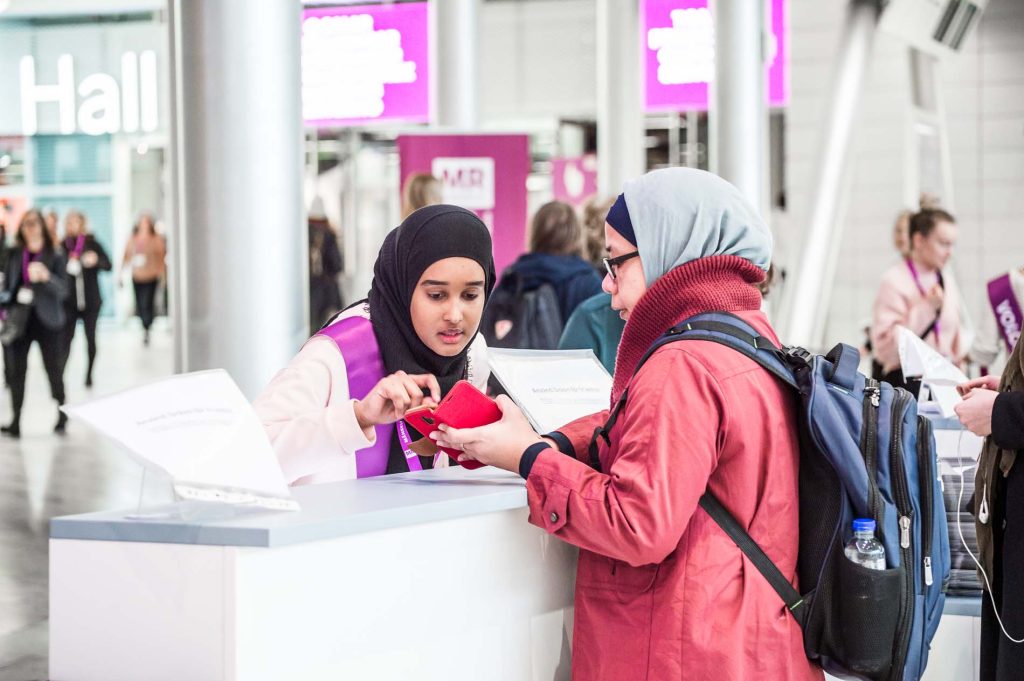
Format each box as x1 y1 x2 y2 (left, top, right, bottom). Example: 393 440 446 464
0 303 30 346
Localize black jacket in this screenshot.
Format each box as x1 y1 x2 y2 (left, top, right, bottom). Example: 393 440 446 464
993 391 1024 450
2 247 69 330
62 235 112 313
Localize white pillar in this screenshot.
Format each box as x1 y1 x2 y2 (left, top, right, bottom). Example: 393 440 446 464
710 0 766 213
435 0 479 129
168 0 306 398
781 1 878 349
597 0 644 196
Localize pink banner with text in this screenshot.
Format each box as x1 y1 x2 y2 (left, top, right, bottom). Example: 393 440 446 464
397 134 530 276
643 0 787 112
302 2 431 127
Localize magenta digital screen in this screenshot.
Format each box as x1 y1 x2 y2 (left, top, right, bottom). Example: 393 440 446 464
302 2 430 127
643 0 787 112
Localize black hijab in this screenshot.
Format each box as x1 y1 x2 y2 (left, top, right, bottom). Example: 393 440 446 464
368 204 496 397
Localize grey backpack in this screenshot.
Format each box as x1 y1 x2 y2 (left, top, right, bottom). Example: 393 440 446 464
481 272 563 350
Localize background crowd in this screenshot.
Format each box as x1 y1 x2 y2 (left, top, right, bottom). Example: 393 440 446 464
0 206 165 437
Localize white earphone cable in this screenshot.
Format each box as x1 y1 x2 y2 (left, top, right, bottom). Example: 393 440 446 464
955 429 1024 643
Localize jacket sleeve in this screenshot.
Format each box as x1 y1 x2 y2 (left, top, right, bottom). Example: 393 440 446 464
39 253 69 303
1 253 16 301
992 391 1024 451
546 410 609 462
525 349 723 567
90 240 113 272
252 337 376 484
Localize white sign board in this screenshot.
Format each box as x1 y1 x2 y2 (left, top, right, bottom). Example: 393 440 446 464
432 156 496 211
487 349 612 434
64 370 299 511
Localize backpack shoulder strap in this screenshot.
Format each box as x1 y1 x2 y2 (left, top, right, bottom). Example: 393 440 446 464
668 311 798 389
668 313 808 625
699 492 807 627
587 311 797 471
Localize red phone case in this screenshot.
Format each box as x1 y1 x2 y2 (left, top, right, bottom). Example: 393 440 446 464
403 380 501 470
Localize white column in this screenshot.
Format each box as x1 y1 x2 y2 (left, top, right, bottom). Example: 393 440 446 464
597 0 644 196
168 0 306 398
435 0 479 129
710 0 766 213
781 1 879 349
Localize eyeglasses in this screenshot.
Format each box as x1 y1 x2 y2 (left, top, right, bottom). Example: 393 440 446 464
603 251 639 281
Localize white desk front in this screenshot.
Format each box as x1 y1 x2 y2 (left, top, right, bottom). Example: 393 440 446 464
49 467 577 681
50 416 986 681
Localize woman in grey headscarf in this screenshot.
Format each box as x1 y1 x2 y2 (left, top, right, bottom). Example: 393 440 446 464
435 168 820 681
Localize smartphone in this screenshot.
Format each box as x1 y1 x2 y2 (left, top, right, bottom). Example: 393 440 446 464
404 380 502 470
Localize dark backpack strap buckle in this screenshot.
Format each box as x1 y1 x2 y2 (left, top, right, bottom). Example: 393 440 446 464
588 426 606 472
784 346 813 367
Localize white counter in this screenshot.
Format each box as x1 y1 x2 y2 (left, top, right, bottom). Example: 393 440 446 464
49 467 577 681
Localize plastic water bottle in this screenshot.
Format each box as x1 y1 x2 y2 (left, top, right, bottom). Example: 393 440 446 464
845 518 886 570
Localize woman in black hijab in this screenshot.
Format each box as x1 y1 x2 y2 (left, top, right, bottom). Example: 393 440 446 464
254 205 495 485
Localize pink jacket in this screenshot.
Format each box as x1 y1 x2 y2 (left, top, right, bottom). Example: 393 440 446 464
871 261 964 373
526 310 822 681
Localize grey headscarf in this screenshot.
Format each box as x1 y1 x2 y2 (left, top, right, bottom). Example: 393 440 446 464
621 168 773 286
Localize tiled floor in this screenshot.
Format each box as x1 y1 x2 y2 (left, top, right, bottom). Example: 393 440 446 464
0 321 175 681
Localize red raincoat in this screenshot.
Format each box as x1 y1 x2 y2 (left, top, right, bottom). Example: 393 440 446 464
525 258 823 681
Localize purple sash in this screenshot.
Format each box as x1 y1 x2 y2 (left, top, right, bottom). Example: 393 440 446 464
316 314 393 478
987 273 1023 352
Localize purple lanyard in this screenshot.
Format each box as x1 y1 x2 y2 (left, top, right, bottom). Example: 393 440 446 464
21 250 40 283
66 235 85 258
906 258 941 343
396 421 424 472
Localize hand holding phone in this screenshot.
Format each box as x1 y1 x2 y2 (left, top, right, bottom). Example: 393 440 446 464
404 380 502 469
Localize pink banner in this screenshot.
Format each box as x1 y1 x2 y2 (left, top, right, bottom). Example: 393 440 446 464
302 3 430 127
643 0 787 112
551 155 599 208
397 134 530 277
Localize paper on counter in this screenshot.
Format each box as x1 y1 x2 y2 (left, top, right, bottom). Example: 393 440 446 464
487 349 611 434
897 326 968 418
64 369 299 511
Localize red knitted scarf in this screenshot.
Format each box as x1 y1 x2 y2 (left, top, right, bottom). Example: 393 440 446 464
611 255 766 403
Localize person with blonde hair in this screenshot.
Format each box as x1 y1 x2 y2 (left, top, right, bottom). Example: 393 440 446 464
60 210 112 387
892 209 912 259
581 195 617 267
490 201 602 329
400 173 443 219
871 206 965 392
